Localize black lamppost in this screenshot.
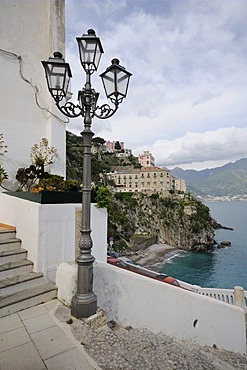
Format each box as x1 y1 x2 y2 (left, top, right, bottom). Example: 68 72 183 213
42 29 131 318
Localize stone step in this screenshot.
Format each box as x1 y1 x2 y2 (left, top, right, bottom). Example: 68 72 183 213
0 271 45 297
0 238 22 252
0 282 57 317
0 260 33 279
0 229 16 241
0 248 27 264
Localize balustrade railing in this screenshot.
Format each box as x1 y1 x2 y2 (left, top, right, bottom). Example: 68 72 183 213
197 287 247 308
177 280 247 308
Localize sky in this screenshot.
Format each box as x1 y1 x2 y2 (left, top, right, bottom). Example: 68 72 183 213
65 0 247 170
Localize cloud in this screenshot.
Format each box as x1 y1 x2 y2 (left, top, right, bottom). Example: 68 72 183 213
133 127 247 169
65 0 247 170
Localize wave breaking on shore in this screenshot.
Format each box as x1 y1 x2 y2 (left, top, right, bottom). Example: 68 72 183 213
129 243 181 269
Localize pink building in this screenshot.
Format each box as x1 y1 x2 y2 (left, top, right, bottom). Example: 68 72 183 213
138 151 155 167
105 140 124 152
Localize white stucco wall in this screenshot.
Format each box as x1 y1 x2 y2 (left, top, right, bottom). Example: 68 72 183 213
94 262 246 355
0 0 66 190
0 193 107 281
56 260 246 354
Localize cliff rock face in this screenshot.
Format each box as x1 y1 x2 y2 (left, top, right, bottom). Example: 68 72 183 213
108 192 215 253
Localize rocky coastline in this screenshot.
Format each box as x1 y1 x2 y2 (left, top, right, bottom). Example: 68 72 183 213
122 220 233 269
109 193 217 255
212 219 234 231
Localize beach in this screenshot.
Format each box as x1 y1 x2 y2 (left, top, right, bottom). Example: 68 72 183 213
128 243 179 268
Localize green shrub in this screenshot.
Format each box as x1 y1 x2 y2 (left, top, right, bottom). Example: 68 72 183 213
65 179 80 191
32 175 66 192
96 187 111 209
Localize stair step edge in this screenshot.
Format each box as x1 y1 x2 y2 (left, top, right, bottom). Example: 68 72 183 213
0 231 16 241
0 249 27 257
0 272 44 289
0 238 21 245
0 291 57 317
0 260 33 272
0 283 57 308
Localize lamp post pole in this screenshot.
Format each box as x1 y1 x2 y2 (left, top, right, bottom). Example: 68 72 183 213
42 29 131 318
72 72 96 317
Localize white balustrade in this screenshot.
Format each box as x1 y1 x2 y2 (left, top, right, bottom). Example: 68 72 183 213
197 287 247 308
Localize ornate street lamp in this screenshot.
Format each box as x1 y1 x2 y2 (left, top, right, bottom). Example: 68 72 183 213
42 29 131 319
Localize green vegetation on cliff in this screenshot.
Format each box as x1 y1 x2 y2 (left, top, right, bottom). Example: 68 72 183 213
66 131 215 253
106 191 215 253
66 131 140 185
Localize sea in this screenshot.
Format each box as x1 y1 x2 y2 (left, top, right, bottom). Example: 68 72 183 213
157 201 247 290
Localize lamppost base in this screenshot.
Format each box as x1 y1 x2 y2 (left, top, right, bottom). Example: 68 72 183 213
71 292 97 318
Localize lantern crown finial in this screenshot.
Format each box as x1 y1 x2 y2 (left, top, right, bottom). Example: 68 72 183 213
87 29 96 35
111 58 120 65
53 51 63 59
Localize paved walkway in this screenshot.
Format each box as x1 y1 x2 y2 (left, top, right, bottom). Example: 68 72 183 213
1 300 247 370
0 300 101 370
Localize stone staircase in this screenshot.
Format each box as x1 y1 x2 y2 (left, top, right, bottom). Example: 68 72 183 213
0 225 57 317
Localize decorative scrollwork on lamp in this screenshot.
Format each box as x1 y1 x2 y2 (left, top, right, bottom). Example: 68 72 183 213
56 101 83 118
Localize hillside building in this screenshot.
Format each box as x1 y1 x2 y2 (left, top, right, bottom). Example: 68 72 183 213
116 149 132 158
105 140 124 152
138 151 155 167
175 179 187 192
107 166 175 195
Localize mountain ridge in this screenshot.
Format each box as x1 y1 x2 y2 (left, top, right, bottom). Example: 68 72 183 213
171 158 247 198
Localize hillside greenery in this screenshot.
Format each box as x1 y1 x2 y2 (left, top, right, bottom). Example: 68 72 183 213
106 191 215 253
66 131 140 185
66 131 215 252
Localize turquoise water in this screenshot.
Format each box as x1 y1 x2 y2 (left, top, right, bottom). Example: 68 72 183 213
158 202 247 290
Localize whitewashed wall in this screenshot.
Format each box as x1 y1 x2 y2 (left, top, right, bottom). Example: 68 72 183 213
93 262 246 355
0 193 107 281
0 0 66 190
56 260 246 354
